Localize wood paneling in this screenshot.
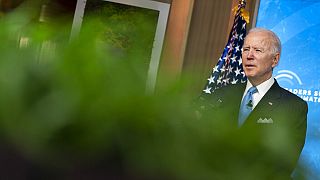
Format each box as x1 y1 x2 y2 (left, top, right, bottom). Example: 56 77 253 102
157 0 194 90
250 0 260 28
182 0 234 94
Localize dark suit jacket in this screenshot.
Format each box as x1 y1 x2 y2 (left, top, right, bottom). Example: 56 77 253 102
198 79 308 179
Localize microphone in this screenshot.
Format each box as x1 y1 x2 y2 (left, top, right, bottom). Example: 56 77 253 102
246 100 253 108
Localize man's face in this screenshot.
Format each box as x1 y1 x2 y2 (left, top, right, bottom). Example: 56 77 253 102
242 31 279 85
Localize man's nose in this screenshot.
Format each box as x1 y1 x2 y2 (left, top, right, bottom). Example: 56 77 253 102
247 49 254 59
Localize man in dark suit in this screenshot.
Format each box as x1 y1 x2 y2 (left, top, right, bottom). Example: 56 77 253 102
200 28 308 178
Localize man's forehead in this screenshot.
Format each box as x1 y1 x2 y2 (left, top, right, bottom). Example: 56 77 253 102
244 34 271 47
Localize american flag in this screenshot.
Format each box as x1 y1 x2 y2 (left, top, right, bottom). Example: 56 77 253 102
203 0 248 94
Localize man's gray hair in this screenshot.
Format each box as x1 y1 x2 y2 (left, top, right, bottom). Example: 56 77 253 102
248 28 281 55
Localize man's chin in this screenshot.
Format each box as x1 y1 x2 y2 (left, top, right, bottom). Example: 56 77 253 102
245 75 257 83
243 72 255 78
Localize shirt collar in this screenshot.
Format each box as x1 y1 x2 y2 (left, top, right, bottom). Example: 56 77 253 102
244 77 275 97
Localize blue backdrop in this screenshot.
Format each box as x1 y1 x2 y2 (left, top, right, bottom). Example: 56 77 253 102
256 0 320 179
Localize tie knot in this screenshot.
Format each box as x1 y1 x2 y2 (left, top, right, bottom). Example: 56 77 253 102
247 86 258 94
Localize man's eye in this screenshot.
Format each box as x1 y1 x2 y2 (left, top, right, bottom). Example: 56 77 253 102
243 48 249 51
255 49 262 52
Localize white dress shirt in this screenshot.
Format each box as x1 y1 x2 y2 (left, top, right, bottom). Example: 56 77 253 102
241 77 275 109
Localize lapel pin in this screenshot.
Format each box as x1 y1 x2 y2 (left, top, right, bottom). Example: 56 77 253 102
268 102 273 106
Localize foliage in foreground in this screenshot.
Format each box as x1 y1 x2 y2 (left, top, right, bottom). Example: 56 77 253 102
0 1 304 179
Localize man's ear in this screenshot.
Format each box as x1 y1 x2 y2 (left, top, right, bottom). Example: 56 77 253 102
272 53 280 68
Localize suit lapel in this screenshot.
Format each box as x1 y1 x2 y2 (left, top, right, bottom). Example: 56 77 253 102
231 83 246 109
225 83 246 125
246 81 282 124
